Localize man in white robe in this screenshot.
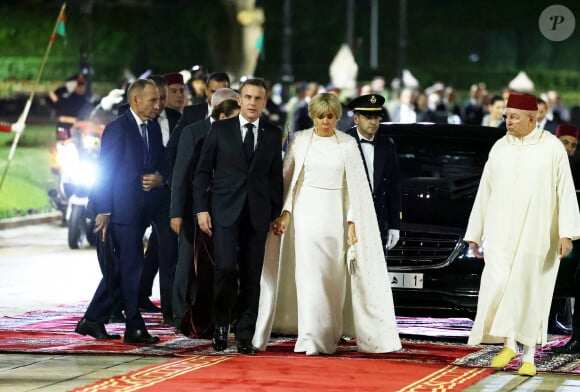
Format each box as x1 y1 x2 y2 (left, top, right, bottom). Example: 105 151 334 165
464 92 580 377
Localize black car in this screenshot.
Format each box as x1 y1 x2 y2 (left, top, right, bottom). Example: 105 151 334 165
381 123 576 320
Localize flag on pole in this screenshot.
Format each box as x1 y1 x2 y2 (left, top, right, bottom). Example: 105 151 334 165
0 2 66 192
50 4 67 43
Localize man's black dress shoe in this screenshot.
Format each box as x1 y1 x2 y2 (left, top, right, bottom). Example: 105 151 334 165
124 329 160 344
139 299 162 313
75 318 121 340
213 324 230 351
237 339 258 355
552 338 580 354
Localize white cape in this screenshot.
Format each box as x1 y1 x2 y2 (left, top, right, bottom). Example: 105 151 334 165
252 129 401 353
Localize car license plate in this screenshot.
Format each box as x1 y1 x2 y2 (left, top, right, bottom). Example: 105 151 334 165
389 272 424 289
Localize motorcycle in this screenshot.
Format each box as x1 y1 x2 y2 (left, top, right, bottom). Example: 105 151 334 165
48 121 103 249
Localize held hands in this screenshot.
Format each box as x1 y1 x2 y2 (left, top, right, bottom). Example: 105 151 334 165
347 222 357 246
559 238 573 259
271 211 290 236
95 214 110 242
141 173 163 191
170 217 182 235
197 212 212 237
467 241 484 259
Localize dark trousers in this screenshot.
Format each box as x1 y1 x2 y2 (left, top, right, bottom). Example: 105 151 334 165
172 218 196 326
213 205 267 341
85 222 147 331
140 234 158 299
551 240 578 332
140 188 178 318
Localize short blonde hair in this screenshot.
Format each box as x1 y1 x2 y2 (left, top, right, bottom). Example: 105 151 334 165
308 93 342 120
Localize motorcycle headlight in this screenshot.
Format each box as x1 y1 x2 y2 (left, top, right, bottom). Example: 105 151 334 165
74 161 97 188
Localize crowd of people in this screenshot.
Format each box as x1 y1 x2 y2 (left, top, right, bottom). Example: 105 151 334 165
39 68 580 377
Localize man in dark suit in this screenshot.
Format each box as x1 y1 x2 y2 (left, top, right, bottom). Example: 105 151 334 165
166 72 230 174
346 94 402 252
194 78 283 354
170 87 240 333
75 79 167 344
137 75 181 325
537 98 558 133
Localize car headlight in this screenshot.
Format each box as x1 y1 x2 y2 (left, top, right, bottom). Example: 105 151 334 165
458 237 485 259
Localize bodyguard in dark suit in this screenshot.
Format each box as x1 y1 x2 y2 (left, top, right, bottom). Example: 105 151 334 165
75 79 167 344
170 88 241 333
346 94 402 252
194 78 283 354
166 72 230 174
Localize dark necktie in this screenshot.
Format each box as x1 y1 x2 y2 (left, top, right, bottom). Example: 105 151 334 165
140 122 149 166
360 139 375 146
243 123 255 161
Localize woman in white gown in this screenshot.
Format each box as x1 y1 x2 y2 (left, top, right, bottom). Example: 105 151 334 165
252 93 401 355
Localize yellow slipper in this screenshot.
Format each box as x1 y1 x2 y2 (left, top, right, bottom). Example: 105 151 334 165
518 362 537 376
490 347 517 368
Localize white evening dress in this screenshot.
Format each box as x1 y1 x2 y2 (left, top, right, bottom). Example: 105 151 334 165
253 128 401 355
293 133 347 354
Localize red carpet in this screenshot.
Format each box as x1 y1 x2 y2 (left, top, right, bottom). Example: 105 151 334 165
69 355 494 392
0 302 475 358
0 302 212 355
254 338 481 364
453 335 580 374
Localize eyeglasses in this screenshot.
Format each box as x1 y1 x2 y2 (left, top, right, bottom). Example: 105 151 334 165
502 113 521 122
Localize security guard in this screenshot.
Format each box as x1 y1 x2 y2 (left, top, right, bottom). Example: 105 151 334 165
346 94 402 253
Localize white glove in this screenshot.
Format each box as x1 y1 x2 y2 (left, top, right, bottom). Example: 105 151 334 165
11 121 25 134
100 89 125 111
385 229 400 251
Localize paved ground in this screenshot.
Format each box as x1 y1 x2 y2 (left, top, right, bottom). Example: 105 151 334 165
0 221 168 392
1 221 580 391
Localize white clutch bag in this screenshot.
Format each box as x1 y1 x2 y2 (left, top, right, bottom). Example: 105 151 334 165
346 244 357 274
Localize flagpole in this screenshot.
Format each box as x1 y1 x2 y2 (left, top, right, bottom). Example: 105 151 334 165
0 2 66 191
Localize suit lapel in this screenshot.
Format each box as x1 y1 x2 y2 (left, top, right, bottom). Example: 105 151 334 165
254 123 267 155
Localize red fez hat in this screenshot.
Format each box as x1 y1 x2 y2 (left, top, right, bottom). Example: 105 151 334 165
164 72 184 85
556 124 580 140
506 93 537 111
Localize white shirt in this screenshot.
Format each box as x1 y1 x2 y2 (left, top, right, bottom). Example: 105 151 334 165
537 117 547 130
239 115 259 151
129 108 148 146
157 110 170 146
357 129 375 191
